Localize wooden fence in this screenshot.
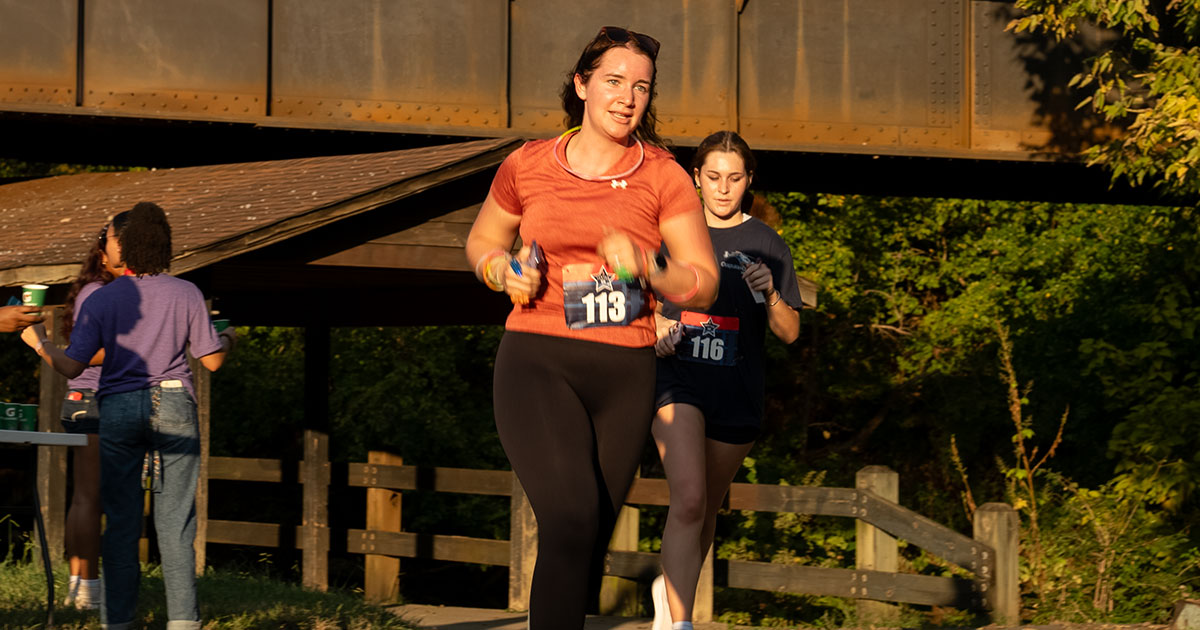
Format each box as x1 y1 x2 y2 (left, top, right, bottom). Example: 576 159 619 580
200 432 1018 624
29 308 1017 623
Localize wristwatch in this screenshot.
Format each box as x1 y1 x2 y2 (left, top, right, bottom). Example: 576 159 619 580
647 251 668 278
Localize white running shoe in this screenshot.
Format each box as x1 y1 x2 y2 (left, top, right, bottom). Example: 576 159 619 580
63 576 79 607
651 574 672 630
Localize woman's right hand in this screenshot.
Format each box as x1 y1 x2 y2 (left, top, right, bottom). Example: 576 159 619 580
654 319 682 357
505 245 543 305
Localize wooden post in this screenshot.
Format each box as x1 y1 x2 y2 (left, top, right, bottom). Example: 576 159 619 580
364 450 402 603
301 429 330 591
35 306 68 568
301 324 331 591
855 465 899 623
694 543 715 622
187 341 212 575
508 474 537 611
974 502 1019 625
599 504 639 615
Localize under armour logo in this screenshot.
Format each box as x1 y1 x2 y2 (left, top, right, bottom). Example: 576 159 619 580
610 179 627 189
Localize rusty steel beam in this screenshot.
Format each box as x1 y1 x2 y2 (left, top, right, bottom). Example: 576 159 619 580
0 0 1109 162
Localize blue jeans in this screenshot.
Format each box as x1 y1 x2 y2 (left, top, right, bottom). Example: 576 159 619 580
98 383 201 630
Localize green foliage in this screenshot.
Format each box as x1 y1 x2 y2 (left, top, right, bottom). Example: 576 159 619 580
0 334 40 405
0 159 139 179
1020 471 1198 622
769 192 1200 512
1011 0 1200 197
210 324 508 540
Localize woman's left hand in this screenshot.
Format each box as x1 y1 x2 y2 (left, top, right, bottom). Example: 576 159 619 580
742 261 774 294
596 229 645 280
20 323 46 350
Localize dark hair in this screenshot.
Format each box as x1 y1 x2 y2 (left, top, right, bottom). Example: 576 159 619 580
691 130 757 175
115 202 172 275
746 194 782 229
61 224 116 339
559 27 667 150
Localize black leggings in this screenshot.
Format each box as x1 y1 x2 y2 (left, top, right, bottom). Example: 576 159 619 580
493 331 655 630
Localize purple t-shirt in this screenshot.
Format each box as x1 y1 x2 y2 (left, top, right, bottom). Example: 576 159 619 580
66 281 105 391
65 274 224 400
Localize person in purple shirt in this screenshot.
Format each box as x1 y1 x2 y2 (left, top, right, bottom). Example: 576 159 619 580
22 222 124 610
28 202 236 630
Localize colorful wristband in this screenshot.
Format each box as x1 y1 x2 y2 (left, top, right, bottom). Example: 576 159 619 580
474 248 505 281
483 253 511 292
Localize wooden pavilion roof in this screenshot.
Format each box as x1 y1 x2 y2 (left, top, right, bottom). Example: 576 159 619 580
0 137 524 325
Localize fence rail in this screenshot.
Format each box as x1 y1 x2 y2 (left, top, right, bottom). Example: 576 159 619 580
199 435 1018 624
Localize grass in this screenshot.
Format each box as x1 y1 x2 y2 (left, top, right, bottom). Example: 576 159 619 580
0 559 417 630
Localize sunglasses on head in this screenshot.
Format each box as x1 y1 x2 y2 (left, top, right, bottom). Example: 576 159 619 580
598 26 660 59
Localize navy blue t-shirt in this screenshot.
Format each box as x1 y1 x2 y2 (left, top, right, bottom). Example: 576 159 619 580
659 216 803 410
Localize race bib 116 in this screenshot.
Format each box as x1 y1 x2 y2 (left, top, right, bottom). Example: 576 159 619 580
678 311 739 366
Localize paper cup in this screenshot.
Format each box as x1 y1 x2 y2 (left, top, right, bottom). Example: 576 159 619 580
0 403 18 431
21 284 48 308
18 404 37 431
212 319 231 333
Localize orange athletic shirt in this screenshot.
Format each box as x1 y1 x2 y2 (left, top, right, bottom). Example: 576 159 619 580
488 133 702 347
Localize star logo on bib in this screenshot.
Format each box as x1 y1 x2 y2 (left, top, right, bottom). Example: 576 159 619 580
700 318 721 337
592 267 616 292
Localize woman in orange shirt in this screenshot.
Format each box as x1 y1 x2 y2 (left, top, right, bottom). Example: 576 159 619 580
466 26 719 630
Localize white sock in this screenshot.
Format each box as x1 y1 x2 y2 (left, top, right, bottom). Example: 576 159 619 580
672 623 693 630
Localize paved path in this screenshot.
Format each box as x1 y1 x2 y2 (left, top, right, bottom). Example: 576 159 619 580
390 604 732 630
389 604 1172 630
